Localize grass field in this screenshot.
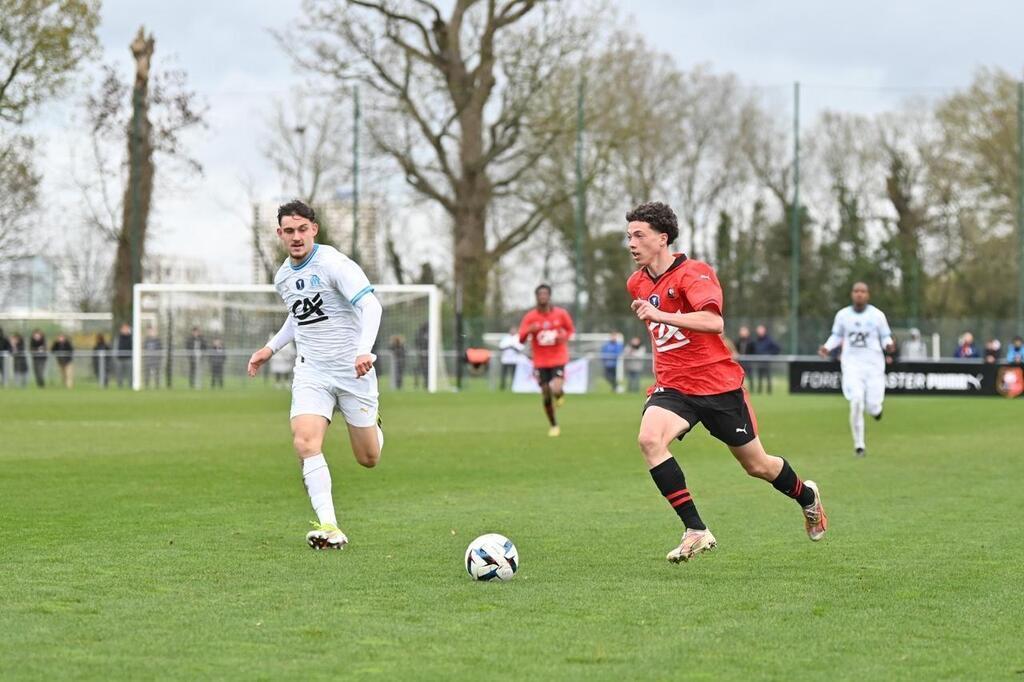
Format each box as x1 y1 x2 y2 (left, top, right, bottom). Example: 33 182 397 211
1 386 1021 680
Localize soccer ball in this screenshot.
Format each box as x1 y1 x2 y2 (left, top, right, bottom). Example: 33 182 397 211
464 533 519 581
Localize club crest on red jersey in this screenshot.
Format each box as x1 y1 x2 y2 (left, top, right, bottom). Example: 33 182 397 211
667 288 676 299
648 294 661 308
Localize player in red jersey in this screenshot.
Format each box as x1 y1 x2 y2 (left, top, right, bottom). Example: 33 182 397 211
625 201 827 563
518 284 575 437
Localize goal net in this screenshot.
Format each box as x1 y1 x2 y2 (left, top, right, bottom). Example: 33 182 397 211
131 283 444 392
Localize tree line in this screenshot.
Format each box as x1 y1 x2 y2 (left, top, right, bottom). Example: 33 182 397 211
284 1 1022 334
3 1 1021 338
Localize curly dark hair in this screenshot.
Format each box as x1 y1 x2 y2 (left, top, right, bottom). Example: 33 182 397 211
535 283 552 295
625 201 679 245
277 199 316 226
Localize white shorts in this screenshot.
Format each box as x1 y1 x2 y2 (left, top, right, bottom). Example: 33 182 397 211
290 366 379 427
841 364 885 408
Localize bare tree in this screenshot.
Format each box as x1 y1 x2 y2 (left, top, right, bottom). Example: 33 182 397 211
672 67 756 260
59 225 112 312
282 0 600 319
263 95 350 205
110 29 157 326
79 28 206 327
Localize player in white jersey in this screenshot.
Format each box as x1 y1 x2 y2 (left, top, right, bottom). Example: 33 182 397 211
818 282 895 457
247 200 384 549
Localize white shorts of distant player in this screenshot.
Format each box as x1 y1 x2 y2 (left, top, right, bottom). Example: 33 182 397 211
290 365 379 427
840 363 885 415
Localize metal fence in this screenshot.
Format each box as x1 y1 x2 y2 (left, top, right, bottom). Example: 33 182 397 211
2 348 1009 396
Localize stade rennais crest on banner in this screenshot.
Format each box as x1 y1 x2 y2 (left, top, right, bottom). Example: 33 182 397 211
996 366 1023 398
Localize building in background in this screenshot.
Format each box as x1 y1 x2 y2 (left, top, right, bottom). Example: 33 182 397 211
144 254 216 285
0 256 60 313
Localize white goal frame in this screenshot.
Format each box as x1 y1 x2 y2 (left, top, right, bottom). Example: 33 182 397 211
132 283 443 392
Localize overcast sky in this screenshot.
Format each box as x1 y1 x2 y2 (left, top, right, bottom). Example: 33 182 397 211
35 0 1024 282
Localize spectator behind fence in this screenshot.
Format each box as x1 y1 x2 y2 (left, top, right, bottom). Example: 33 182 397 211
954 332 978 358
415 322 429 389
623 336 647 393
115 323 132 388
0 328 10 385
1007 336 1024 364
497 326 524 390
186 327 207 389
209 338 226 388
10 334 29 387
600 332 624 392
29 329 47 388
983 338 1002 364
734 326 756 388
143 328 162 388
901 328 928 361
51 334 74 389
753 324 780 394
389 335 407 390
92 334 110 387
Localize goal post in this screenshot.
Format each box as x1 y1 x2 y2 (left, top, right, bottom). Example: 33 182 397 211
132 283 443 392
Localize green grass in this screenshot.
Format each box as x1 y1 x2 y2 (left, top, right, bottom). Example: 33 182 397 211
0 387 1021 680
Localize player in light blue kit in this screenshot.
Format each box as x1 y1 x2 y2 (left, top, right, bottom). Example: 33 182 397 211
248 200 384 549
818 282 895 458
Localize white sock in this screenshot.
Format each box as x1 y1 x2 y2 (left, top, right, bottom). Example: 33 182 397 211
301 453 337 527
376 425 384 453
850 399 865 450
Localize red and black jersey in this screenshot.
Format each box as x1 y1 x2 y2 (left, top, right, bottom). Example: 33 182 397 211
518 306 574 369
626 254 745 396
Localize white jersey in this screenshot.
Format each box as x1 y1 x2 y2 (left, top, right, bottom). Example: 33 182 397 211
274 244 374 375
824 304 893 373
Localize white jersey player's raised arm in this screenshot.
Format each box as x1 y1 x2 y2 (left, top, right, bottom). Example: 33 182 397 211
246 200 384 552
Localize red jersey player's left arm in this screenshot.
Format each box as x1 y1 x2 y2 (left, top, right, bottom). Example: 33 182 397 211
631 262 725 334
632 301 723 334
559 308 576 342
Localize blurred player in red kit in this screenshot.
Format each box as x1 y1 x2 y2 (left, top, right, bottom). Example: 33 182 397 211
625 201 827 563
518 284 575 437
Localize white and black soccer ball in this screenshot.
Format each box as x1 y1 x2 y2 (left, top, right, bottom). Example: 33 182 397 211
464 533 519 581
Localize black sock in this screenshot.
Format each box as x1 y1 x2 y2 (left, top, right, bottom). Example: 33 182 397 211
771 458 816 507
649 457 706 531
543 396 557 426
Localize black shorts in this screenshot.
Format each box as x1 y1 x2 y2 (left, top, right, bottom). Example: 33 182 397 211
534 366 565 384
643 387 758 447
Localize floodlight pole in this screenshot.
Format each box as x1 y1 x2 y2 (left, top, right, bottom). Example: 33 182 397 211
1017 80 1024 334
352 85 361 264
574 75 586 327
789 81 801 354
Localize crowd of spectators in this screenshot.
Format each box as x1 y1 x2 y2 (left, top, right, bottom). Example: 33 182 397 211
951 331 1022 364
733 324 781 393
0 324 232 389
